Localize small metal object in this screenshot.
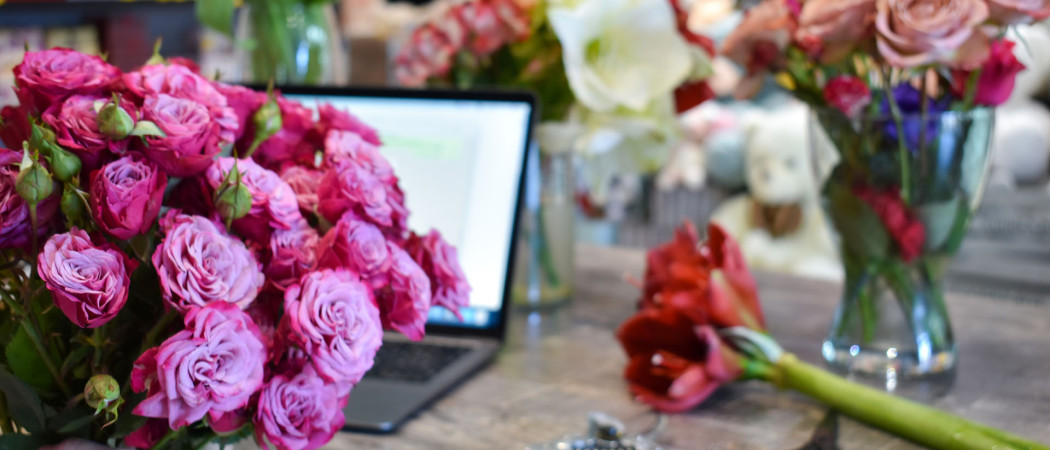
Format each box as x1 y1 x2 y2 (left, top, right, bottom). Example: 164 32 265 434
525 412 667 450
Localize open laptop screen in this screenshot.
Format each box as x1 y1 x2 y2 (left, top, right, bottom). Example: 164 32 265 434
281 90 532 331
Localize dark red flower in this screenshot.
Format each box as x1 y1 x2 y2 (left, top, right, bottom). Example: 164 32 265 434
674 80 715 114
854 185 926 262
703 224 765 331
951 39 1025 106
824 75 872 117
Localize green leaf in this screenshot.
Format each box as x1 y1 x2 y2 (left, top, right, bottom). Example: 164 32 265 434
5 324 57 393
49 403 96 436
60 345 93 378
197 0 236 36
0 366 46 434
826 180 890 264
0 433 47 450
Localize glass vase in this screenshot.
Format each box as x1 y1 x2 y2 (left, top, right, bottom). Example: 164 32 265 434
809 107 995 398
237 1 347 85
511 144 575 310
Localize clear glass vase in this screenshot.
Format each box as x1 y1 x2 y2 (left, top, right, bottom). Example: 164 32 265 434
511 145 575 310
237 1 348 85
809 107 995 398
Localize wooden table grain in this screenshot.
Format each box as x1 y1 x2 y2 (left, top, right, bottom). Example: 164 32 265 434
323 245 1050 450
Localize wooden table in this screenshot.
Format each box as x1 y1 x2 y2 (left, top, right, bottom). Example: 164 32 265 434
324 245 1050 449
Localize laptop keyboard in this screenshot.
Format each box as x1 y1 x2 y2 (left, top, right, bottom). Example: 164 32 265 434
366 341 473 383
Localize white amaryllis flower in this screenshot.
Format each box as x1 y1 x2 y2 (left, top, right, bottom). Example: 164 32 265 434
547 0 697 113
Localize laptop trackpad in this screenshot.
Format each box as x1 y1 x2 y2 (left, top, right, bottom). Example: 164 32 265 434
343 379 430 433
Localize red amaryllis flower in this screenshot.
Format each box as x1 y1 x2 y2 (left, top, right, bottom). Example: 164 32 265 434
617 306 742 413
824 75 872 117
703 224 765 331
854 185 926 262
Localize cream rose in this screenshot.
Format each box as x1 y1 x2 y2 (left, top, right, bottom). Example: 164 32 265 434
875 0 990 69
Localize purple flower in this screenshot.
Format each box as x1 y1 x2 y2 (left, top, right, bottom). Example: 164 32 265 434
282 269 383 388
13 48 121 114
317 164 394 229
279 165 322 215
89 154 167 240
123 63 237 143
253 365 348 450
151 211 264 313
880 84 950 151
405 230 471 320
214 82 265 143
246 97 316 170
205 157 304 244
0 148 59 250
316 213 391 288
132 302 267 429
41 94 133 172
322 130 394 184
316 103 382 147
376 244 432 341
139 94 226 177
265 220 320 291
37 228 138 328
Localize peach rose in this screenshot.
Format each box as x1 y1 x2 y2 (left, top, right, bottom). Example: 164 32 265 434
797 0 877 63
720 0 796 97
986 0 1050 24
875 0 990 69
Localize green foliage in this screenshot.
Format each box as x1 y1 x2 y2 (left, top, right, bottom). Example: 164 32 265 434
0 433 47 450
0 366 46 434
196 0 236 36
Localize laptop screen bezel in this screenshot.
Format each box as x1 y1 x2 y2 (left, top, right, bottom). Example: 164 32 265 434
269 85 537 342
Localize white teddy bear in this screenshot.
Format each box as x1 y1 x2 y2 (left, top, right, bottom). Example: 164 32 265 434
710 103 843 281
990 23 1050 189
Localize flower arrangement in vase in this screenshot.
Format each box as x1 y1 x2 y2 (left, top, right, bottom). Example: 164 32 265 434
720 0 1043 393
0 48 468 449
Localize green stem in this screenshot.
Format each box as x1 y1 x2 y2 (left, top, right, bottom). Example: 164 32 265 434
139 311 178 356
881 68 912 205
149 426 187 450
92 325 104 372
773 354 1049 450
534 205 561 288
28 203 38 275
21 320 71 396
0 391 13 433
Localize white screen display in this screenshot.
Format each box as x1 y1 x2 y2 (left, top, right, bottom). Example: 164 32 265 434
284 93 531 328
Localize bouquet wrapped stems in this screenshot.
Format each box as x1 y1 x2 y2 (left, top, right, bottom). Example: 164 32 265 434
764 353 1049 450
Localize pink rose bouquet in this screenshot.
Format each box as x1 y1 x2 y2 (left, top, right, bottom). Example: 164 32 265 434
0 48 468 450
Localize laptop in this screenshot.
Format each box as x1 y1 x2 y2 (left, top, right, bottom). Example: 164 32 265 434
279 86 536 432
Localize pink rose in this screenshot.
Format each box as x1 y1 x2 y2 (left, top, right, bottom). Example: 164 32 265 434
317 164 395 230
316 214 391 287
823 75 872 117
265 220 320 291
42 95 132 172
132 302 266 429
952 39 1026 106
152 211 264 313
721 0 796 96
0 148 59 250
0 105 31 150
457 2 508 56
122 63 237 143
280 165 322 214
89 154 167 240
987 0 1050 24
253 365 348 450
247 97 315 170
797 0 877 63
215 82 265 143
282 269 383 387
323 130 394 184
404 230 470 320
316 103 382 147
13 48 121 114
167 57 201 74
376 244 431 341
205 157 304 243
37 228 138 328
139 94 225 177
394 24 457 87
875 0 990 69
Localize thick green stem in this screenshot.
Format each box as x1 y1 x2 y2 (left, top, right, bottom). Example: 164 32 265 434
773 354 1048 450
881 68 912 205
150 426 187 450
21 320 71 396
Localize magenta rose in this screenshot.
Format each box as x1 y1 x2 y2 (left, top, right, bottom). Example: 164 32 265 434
152 211 264 313
797 0 876 63
246 97 316 170
123 63 237 143
124 418 168 449
139 94 226 177
317 164 394 229
13 48 121 114
0 148 59 250
316 213 391 288
42 95 133 172
205 157 304 243
952 39 1026 106
376 244 432 341
89 154 167 240
215 82 265 143
987 0 1050 24
132 302 266 428
37 228 138 328
282 269 383 387
316 103 382 147
393 24 457 87
0 105 32 150
875 0 990 69
823 75 872 117
322 130 395 184
265 220 320 291
280 165 322 215
253 365 349 450
405 230 470 320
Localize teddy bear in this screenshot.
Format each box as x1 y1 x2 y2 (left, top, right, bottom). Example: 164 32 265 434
710 103 843 281
989 23 1050 189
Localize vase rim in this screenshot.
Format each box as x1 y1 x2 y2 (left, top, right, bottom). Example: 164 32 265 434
810 106 995 121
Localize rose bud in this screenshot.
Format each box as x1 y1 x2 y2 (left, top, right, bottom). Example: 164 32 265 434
205 157 304 244
47 146 82 182
37 228 139 328
1 148 59 249
84 374 121 412
96 98 135 140
89 155 167 240
217 182 253 225
60 185 86 224
245 91 282 158
16 149 54 205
